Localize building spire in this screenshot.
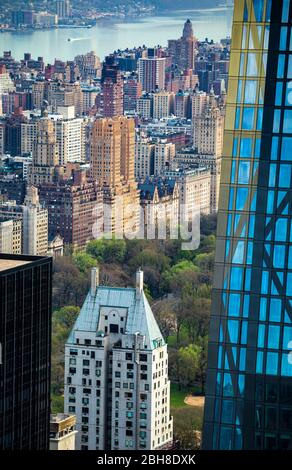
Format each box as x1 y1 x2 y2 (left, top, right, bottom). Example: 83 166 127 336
182 18 194 40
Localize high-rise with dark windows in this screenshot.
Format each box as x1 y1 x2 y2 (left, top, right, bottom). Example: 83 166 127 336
203 0 292 450
0 254 52 449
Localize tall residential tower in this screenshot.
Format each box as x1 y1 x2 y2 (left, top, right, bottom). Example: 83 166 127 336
64 268 173 450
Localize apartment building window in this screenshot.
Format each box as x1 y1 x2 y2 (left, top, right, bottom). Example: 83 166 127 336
69 367 76 374
69 358 76 365
140 354 147 362
70 349 78 355
126 353 133 360
115 382 121 388
81 426 88 433
84 339 91 346
82 407 89 414
82 417 88 424
69 387 76 394
83 388 91 394
67 377 72 384
83 359 90 366
68 406 75 413
81 445 88 450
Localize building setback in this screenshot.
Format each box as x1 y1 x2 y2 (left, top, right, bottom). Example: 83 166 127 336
203 0 292 450
0 254 52 449
64 268 173 450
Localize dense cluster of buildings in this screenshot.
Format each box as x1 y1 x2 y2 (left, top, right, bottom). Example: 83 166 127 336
0 18 229 452
2 0 292 454
0 19 229 256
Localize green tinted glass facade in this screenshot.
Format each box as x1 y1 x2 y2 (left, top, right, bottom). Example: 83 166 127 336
203 0 292 450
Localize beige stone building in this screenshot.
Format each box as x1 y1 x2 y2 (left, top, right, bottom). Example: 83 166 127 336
152 91 174 120
0 218 22 254
154 140 175 176
28 116 59 185
90 116 140 238
0 186 48 256
135 138 155 179
193 100 224 157
165 167 211 217
175 149 222 213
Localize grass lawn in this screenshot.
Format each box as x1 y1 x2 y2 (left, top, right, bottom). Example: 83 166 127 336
170 383 190 408
170 383 204 435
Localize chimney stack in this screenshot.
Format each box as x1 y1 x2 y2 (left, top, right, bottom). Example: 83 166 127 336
91 267 99 296
136 268 143 299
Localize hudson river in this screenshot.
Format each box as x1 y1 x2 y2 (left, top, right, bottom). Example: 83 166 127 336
0 7 233 62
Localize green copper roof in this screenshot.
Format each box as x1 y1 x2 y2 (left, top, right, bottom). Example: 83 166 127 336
67 286 164 350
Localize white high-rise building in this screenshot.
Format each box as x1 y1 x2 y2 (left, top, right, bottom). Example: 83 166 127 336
135 138 155 179
64 268 173 451
55 109 85 164
154 140 175 176
152 92 174 120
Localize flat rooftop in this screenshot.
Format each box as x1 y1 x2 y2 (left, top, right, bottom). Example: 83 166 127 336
0 259 31 272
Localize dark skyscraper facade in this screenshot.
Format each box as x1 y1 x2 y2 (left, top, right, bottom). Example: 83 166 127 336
203 0 292 450
0 254 52 449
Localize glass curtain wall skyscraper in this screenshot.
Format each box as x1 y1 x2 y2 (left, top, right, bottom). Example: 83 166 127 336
203 0 292 450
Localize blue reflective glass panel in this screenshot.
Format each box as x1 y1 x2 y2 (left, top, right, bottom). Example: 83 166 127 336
268 326 280 349
242 107 255 129
240 138 253 158
266 352 278 375
244 81 257 104
279 165 291 187
236 188 248 210
221 401 234 425
270 298 282 322
283 327 292 350
281 354 292 377
281 138 292 161
283 110 292 133
278 55 285 78
238 162 250 184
